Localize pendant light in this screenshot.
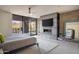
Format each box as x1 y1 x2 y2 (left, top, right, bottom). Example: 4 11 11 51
28 7 39 18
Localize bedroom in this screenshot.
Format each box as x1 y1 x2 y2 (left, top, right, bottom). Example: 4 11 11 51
0 5 79 54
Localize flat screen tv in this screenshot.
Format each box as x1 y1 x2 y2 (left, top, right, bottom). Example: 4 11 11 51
42 18 53 26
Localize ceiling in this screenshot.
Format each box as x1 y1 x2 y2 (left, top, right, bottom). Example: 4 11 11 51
0 5 79 18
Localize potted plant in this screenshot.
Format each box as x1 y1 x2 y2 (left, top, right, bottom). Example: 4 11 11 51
58 33 64 40
60 33 64 37
0 33 4 48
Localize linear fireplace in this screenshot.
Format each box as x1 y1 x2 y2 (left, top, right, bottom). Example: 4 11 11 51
43 26 52 32
43 29 52 32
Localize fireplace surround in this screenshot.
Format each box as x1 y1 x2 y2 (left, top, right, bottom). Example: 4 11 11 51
39 13 60 40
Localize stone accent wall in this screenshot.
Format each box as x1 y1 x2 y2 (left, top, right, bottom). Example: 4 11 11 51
38 13 59 39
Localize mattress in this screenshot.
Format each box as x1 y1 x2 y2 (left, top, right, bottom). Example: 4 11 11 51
3 37 37 52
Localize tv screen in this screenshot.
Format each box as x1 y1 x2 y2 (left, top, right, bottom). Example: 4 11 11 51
42 18 53 26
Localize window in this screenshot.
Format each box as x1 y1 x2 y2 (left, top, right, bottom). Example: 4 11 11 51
12 20 22 33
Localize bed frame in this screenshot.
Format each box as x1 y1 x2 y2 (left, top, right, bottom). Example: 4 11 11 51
2 37 39 53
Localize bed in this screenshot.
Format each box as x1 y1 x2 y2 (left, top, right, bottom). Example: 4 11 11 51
2 37 38 53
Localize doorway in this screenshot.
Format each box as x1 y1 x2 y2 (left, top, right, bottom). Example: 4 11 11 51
65 22 79 41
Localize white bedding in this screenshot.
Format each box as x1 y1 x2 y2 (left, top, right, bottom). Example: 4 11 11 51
5 33 31 43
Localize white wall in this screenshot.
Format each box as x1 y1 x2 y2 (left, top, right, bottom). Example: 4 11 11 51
37 19 43 34
0 9 12 36
39 20 43 33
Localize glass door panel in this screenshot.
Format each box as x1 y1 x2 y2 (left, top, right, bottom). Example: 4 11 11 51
12 20 22 33
29 19 37 35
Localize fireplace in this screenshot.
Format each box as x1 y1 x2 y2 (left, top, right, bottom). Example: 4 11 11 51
43 29 52 32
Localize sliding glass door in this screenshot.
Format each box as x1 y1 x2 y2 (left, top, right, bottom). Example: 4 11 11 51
12 20 22 33
29 19 37 35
